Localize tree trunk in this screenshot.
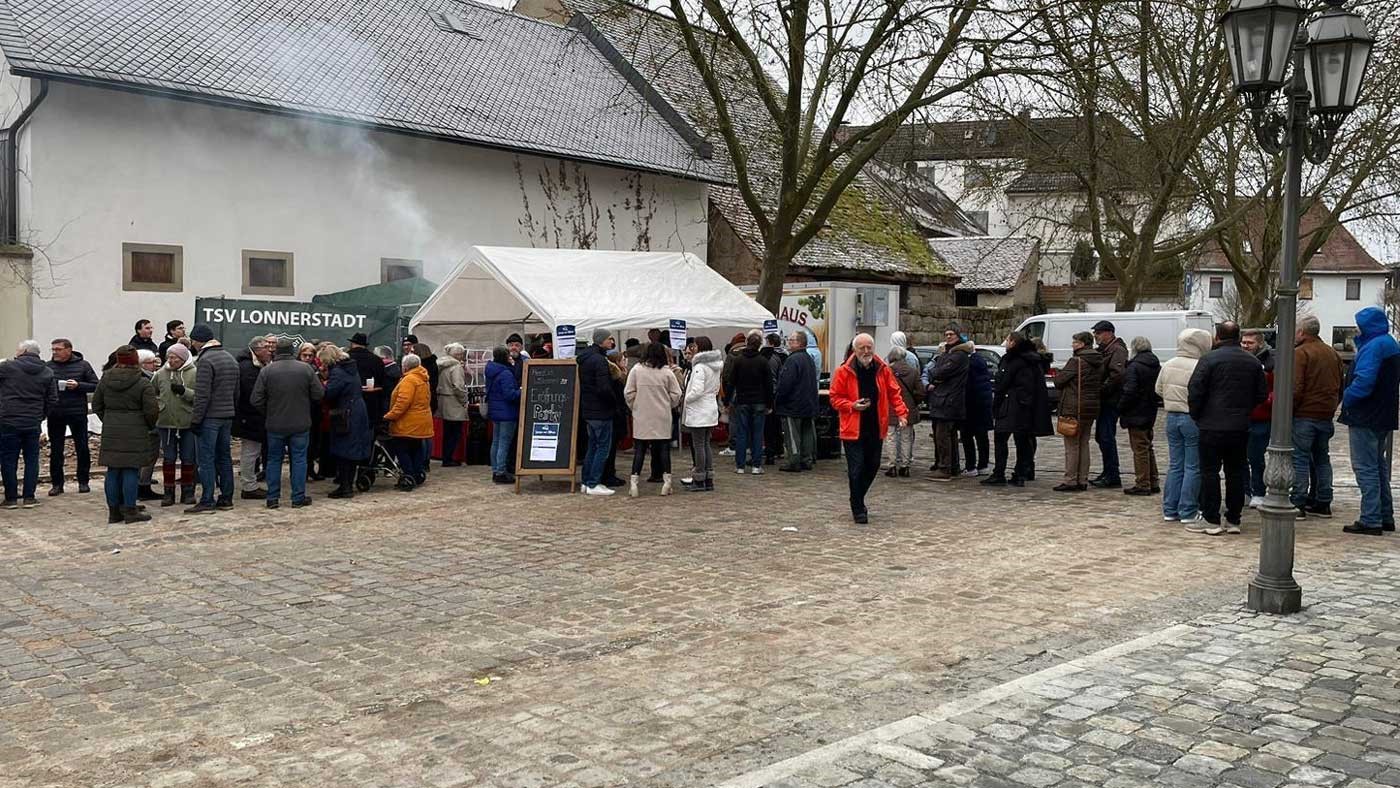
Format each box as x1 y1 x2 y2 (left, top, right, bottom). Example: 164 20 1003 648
755 243 794 315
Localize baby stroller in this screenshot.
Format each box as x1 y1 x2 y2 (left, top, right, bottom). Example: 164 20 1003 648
357 424 415 492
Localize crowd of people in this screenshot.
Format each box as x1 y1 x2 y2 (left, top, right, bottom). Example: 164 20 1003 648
0 308 1396 536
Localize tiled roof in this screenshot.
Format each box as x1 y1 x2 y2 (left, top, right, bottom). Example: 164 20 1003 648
1043 281 1183 307
862 161 985 238
1195 201 1387 274
928 236 1039 291
553 0 947 279
0 0 721 182
1005 171 1083 194
848 114 1137 164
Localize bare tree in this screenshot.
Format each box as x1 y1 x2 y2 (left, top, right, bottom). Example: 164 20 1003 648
653 0 1030 311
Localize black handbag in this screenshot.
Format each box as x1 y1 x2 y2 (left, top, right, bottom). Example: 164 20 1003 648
329 407 351 435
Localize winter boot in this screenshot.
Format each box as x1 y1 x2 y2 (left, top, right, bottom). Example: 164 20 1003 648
180 485 196 505
704 478 715 492
661 473 673 496
629 475 640 498
107 506 123 524
161 489 176 507
137 484 162 501
121 506 152 524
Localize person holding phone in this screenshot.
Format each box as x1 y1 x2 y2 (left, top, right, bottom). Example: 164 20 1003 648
828 333 909 525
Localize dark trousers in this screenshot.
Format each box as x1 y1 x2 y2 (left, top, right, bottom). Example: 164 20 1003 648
0 425 41 501
932 420 958 473
763 412 783 461
393 437 426 481
1095 403 1121 480
960 428 989 471
441 420 464 464
1199 429 1248 525
993 431 1038 479
47 413 90 487
843 434 883 516
631 439 670 477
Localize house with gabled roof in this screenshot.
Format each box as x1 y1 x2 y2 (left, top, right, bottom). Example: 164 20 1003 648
517 0 968 341
928 236 1040 310
0 0 722 354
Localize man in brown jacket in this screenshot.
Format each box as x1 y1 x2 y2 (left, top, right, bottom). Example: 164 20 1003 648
1292 315 1344 517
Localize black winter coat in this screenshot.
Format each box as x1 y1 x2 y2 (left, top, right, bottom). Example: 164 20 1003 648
232 349 266 442
1187 341 1268 433
1118 352 1162 430
964 350 994 432
775 350 818 417
191 343 238 424
0 352 56 429
348 346 385 419
728 348 774 408
578 345 617 421
993 341 1052 435
924 341 971 422
47 353 99 417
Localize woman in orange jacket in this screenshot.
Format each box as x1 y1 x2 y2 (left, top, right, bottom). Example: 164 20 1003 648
828 333 908 524
384 353 434 489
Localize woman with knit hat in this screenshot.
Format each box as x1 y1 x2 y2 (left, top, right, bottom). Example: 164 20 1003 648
92 345 159 523
153 343 199 506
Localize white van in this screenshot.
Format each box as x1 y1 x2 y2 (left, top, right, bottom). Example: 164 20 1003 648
1017 311 1216 369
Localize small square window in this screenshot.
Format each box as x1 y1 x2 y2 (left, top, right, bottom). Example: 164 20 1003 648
241 249 294 296
955 290 978 307
122 243 183 292
1208 276 1224 299
1346 278 1361 300
1299 277 1314 300
381 258 423 283
1333 326 1360 352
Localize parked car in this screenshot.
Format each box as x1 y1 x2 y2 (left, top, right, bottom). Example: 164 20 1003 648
1017 310 1216 371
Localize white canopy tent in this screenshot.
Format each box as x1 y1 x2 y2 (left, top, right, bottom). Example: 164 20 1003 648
409 247 776 349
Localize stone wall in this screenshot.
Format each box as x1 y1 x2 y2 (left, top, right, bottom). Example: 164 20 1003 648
901 303 1034 346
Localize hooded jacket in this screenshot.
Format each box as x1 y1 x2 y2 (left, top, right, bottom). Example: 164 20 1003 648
1055 346 1104 420
46 352 99 417
1188 339 1268 433
1293 333 1344 421
682 350 724 428
829 354 908 441
1155 329 1212 414
324 359 371 461
774 349 819 418
964 349 994 432
0 352 56 429
92 365 158 468
625 362 683 440
436 356 470 422
577 344 617 421
1340 306 1400 431
890 331 919 369
153 359 198 429
1118 351 1162 430
727 346 774 408
994 339 1052 436
384 364 434 438
484 360 521 422
924 340 972 422
887 358 923 427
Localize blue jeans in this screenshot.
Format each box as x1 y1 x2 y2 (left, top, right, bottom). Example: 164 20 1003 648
491 421 517 475
1095 403 1120 480
195 418 235 506
1163 412 1200 519
104 467 139 509
733 403 766 469
265 431 310 504
1349 426 1393 526
1244 421 1270 497
583 419 613 487
0 425 40 501
1291 418 1334 507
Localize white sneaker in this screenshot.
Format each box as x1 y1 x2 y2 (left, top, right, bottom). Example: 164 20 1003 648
584 484 615 496
751 466 763 475
961 469 980 478
1204 524 1226 536
736 467 747 475
680 477 694 485
719 448 736 456
1162 515 1179 522
1226 523 1242 534
1182 514 1208 533
1248 496 1264 508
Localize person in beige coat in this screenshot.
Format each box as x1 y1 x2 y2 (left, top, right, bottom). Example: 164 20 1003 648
436 344 470 467
624 342 683 497
1155 328 1212 527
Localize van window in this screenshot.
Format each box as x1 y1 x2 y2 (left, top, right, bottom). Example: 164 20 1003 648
1023 321 1046 341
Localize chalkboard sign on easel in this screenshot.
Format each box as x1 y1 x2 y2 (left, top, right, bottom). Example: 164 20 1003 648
514 359 580 493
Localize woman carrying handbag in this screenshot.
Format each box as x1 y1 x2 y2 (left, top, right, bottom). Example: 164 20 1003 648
1053 331 1104 492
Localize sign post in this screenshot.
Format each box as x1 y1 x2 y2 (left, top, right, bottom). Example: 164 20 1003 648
514 359 580 493
668 319 687 351
554 325 576 359
763 318 779 335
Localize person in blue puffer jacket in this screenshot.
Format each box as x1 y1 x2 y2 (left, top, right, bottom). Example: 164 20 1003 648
1340 306 1400 535
484 347 521 484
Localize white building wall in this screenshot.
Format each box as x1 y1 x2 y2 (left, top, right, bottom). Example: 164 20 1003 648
19 82 709 355
1188 271 1388 346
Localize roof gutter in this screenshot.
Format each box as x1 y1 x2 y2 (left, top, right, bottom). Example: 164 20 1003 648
4 77 46 244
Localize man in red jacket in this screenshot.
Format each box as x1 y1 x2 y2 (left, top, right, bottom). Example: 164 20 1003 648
829 333 909 524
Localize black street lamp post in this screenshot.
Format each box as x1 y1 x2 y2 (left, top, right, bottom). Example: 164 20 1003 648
1219 0 1373 614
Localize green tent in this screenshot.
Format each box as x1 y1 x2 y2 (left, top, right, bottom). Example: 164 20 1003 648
312 276 439 308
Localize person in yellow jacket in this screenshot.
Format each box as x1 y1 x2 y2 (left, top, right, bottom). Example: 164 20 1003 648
384 353 434 489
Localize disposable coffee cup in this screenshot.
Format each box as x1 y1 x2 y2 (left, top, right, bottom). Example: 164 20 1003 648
366 377 375 389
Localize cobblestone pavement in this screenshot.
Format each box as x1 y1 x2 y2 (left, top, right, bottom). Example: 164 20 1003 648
0 431 1394 787
724 551 1400 788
